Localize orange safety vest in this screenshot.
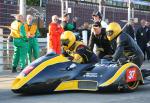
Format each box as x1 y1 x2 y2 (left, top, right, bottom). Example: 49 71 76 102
24 23 37 37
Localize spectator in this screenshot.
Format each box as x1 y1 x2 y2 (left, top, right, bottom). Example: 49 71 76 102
81 22 91 45
136 19 149 60
49 15 64 54
88 22 114 59
92 11 108 28
145 21 150 61
125 18 135 40
10 14 28 72
61 13 77 31
146 21 150 27
24 15 40 63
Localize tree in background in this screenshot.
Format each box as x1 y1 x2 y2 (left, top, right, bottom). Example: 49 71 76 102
26 0 40 6
143 0 150 2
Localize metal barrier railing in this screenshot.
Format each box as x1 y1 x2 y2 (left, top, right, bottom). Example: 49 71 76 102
0 30 47 71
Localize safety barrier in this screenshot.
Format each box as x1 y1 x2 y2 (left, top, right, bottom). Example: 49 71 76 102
0 28 47 72
0 28 3 72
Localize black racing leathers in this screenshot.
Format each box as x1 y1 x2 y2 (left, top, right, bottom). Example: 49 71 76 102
125 24 135 39
88 28 114 59
113 32 144 67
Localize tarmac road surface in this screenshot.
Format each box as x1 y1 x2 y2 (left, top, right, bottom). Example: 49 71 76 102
0 61 150 103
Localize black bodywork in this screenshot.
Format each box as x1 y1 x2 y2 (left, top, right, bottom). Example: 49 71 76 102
12 53 142 94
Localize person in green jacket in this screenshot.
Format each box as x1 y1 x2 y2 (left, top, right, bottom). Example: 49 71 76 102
25 15 40 63
10 14 28 72
61 13 77 31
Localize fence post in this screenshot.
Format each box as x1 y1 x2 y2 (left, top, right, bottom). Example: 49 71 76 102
6 36 10 69
47 33 50 53
82 30 88 46
0 28 3 72
128 0 131 22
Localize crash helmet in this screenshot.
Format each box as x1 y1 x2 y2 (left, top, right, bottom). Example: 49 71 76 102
60 31 76 50
106 22 122 41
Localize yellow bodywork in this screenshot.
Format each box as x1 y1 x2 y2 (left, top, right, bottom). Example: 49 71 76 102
11 55 69 90
99 63 143 87
55 80 98 91
55 80 78 91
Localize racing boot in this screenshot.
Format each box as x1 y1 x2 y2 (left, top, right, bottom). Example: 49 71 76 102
20 68 24 72
12 67 17 73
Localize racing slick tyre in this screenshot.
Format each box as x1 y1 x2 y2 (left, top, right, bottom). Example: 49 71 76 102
118 81 139 92
126 81 139 91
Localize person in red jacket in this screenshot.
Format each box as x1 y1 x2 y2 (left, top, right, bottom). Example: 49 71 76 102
49 15 64 54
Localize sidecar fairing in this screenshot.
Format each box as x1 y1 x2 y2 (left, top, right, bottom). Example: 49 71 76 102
11 53 144 94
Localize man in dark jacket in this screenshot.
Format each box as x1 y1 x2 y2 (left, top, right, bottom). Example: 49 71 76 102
80 22 91 46
136 19 149 60
88 22 114 59
145 21 150 61
125 19 135 40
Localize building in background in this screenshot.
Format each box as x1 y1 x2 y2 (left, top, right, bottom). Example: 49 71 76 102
46 0 150 29
0 0 46 35
0 0 19 34
0 0 150 36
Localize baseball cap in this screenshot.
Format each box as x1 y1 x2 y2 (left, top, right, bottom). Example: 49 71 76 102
92 11 102 18
63 13 69 17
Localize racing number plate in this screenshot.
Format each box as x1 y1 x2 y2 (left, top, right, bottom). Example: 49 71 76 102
126 67 137 83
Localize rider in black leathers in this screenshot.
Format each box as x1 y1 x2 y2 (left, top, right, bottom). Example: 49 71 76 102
106 22 150 78
106 22 144 67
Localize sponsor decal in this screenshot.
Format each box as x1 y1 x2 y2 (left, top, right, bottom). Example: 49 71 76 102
126 67 137 82
83 73 98 78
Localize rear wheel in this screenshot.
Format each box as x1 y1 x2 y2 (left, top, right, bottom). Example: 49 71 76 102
126 81 139 90
118 81 139 92
125 66 140 91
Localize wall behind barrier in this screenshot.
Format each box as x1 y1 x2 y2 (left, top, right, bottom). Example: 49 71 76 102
46 0 150 29
0 1 19 34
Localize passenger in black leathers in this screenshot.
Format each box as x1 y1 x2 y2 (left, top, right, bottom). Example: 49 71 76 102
106 22 144 67
113 32 144 67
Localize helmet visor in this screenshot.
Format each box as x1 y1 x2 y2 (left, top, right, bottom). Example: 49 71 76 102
106 30 113 36
61 39 70 46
